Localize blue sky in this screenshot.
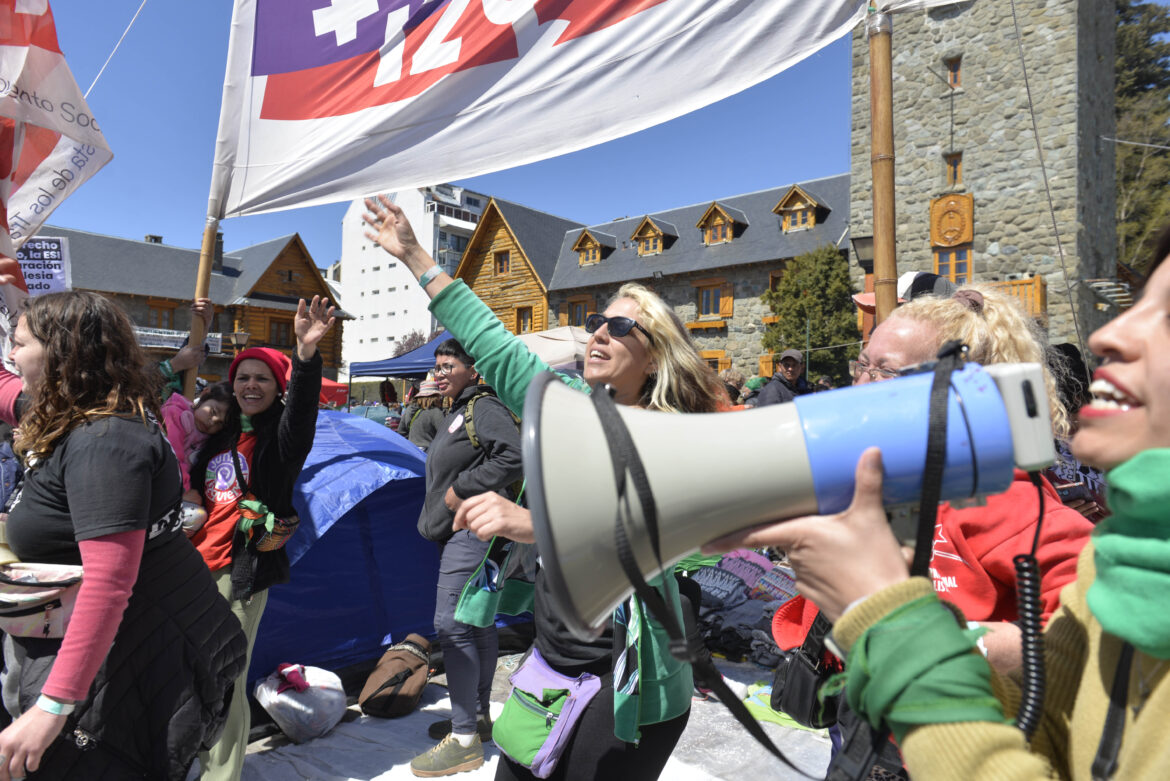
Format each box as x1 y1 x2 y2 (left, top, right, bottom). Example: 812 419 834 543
46 2 852 270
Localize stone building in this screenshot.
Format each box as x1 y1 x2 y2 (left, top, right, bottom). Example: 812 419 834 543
547 174 850 378
848 0 1116 344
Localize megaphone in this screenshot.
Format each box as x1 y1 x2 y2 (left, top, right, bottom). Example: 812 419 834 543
521 363 1055 640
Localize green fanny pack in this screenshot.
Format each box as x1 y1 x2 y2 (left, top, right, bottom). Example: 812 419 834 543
493 649 603 778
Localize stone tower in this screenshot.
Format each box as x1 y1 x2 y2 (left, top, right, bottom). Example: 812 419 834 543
849 0 1116 346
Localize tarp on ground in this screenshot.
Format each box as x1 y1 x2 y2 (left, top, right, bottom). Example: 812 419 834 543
348 332 453 378
249 410 436 683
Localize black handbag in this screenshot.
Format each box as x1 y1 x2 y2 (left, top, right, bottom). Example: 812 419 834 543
770 611 841 729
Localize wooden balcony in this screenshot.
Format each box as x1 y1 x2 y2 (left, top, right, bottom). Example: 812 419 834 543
988 275 1047 320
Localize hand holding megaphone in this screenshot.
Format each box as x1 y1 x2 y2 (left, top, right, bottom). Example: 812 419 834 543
703 447 909 622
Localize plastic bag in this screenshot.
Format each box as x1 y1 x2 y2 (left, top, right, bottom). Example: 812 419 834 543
254 664 347 743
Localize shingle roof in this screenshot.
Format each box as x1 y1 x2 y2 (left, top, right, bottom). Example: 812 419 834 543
491 199 584 287
35 225 299 305
549 173 849 292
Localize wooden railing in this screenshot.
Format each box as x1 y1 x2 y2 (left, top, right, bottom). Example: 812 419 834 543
988 275 1047 319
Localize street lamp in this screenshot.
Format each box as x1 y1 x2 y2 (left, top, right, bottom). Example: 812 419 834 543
850 235 874 271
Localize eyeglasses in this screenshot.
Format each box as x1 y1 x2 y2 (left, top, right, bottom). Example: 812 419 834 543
585 313 653 342
431 363 462 376
849 360 901 382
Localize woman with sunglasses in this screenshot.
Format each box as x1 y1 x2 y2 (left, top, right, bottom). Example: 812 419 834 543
700 230 1170 776
364 196 723 781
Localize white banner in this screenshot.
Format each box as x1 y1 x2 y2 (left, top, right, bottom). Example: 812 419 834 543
209 0 872 217
0 1 112 257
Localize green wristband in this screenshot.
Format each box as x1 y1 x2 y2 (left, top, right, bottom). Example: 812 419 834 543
36 694 75 716
418 266 442 287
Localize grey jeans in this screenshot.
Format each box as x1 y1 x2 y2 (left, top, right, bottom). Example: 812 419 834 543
434 530 498 734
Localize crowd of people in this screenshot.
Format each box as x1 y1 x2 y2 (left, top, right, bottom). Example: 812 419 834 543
0 195 1158 780
363 192 1170 781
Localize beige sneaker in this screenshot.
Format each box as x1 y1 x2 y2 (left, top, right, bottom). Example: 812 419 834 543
410 733 484 777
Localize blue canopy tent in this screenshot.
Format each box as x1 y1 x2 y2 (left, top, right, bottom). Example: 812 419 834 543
248 411 437 683
348 331 454 379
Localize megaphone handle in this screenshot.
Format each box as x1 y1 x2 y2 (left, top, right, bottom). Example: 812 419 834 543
588 387 818 779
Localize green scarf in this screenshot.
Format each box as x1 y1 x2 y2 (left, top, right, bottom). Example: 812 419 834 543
240 414 254 433
1088 448 1170 659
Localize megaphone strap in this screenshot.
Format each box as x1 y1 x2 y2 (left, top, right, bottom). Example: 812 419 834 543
588 385 817 779
910 340 967 578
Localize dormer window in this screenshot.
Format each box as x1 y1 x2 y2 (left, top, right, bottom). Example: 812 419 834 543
696 202 745 246
773 185 825 234
630 217 676 257
572 230 614 266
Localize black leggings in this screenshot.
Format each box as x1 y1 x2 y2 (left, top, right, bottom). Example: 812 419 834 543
494 684 689 781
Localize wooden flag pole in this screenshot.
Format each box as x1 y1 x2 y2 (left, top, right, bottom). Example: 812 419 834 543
183 217 220 399
868 10 899 324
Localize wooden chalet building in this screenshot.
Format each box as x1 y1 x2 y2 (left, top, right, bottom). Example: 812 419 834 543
39 225 347 381
546 174 852 378
454 199 584 334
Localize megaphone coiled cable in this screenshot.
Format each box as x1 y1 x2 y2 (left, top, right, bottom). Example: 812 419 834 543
1013 472 1048 740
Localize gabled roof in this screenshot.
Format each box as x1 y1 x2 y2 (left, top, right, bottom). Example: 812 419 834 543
773 183 825 212
571 228 616 252
631 216 678 240
34 225 314 305
696 202 749 228
549 173 849 292
490 199 584 286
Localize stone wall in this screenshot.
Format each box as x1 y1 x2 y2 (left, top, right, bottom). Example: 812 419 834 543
551 261 790 380
849 0 1116 347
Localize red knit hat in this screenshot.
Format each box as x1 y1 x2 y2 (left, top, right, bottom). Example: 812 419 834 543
229 347 291 393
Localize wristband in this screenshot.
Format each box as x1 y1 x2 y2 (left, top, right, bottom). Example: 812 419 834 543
418 266 443 288
36 695 75 716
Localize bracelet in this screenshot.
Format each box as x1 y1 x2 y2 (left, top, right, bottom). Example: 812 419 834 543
418 266 443 288
36 695 75 716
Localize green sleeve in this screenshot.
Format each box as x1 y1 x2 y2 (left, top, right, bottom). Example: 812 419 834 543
428 281 589 415
158 359 182 400
832 578 1008 743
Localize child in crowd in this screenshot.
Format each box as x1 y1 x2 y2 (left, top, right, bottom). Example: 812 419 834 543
160 382 234 534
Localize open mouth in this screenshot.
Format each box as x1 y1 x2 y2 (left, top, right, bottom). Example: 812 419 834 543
1087 376 1139 411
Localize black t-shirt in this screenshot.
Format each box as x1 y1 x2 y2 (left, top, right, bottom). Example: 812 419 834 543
533 569 614 675
6 416 183 565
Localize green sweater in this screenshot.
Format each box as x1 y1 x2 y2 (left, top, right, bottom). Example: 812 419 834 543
835 544 1170 779
429 280 693 739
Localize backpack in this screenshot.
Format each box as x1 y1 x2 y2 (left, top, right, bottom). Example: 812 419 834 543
463 390 525 501
358 634 432 718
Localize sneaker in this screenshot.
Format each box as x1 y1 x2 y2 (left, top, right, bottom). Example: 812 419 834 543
426 714 492 742
410 734 483 777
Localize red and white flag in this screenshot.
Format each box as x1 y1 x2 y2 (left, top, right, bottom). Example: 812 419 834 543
210 0 873 217
0 0 112 259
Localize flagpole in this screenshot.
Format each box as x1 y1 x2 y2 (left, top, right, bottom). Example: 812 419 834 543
868 10 898 323
184 216 220 399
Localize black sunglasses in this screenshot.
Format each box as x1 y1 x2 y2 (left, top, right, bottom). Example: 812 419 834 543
585 313 653 342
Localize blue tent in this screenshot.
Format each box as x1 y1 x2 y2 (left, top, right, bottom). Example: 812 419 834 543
249 411 437 682
348 331 453 378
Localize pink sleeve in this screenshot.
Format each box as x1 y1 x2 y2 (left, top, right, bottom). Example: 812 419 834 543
41 529 144 702
0 368 21 426
161 393 193 492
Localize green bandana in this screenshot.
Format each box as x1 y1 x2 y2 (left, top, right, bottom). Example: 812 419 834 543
1088 448 1170 659
240 414 254 433
236 498 276 535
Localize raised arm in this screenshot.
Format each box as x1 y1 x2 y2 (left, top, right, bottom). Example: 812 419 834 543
363 196 585 413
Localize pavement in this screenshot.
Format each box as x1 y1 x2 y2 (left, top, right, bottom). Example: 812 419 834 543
236 656 831 781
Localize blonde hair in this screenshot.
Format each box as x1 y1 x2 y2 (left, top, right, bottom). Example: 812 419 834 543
891 284 1070 437
719 367 745 388
609 283 724 414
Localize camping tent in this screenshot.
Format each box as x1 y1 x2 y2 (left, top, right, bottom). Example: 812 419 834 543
348 332 453 378
248 411 437 682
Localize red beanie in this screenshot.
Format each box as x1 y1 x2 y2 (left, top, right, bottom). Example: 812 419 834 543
229 347 291 393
